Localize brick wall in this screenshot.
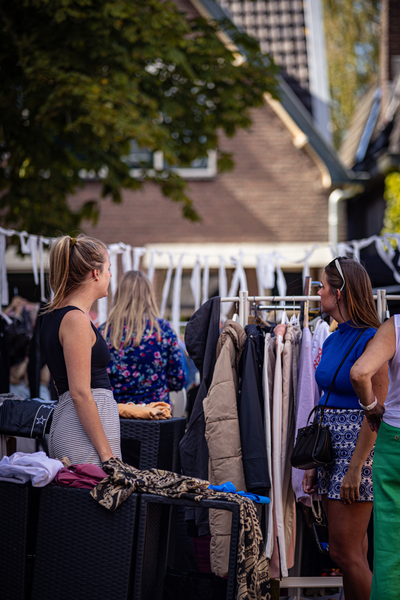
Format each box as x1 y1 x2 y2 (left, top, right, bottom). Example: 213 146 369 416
68 104 331 246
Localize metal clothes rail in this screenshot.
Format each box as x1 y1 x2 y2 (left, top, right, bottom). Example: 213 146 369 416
221 289 400 328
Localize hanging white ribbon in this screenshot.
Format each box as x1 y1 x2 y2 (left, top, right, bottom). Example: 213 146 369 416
275 257 287 297
29 235 39 285
0 233 9 306
218 255 227 299
97 296 108 327
171 254 184 335
160 252 174 318
19 231 30 254
147 250 156 283
337 242 353 258
352 240 360 262
39 237 48 302
256 254 266 296
221 252 248 318
300 244 318 287
133 247 146 271
190 255 201 312
202 255 209 305
219 255 228 322
375 235 400 284
121 244 132 273
264 253 275 290
107 243 121 299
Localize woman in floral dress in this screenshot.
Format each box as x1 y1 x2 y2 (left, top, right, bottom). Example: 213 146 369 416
99 270 186 405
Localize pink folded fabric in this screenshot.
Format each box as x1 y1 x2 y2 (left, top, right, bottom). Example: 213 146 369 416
53 463 108 489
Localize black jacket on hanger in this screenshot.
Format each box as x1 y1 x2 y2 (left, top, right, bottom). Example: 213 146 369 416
238 324 270 495
179 296 221 535
0 317 10 393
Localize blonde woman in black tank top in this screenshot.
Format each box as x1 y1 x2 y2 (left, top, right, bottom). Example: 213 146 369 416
40 234 121 467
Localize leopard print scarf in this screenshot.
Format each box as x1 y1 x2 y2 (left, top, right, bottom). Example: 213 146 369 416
90 458 271 600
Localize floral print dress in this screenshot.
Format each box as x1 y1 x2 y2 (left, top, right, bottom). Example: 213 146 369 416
98 319 186 405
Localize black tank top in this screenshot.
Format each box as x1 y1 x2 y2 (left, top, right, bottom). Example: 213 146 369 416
39 306 111 396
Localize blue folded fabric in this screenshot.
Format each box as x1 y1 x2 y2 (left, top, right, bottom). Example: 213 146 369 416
208 482 270 504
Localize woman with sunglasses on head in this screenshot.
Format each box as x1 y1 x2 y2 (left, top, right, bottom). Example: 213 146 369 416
302 257 388 600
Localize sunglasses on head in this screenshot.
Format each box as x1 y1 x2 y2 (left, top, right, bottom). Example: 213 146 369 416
328 256 346 292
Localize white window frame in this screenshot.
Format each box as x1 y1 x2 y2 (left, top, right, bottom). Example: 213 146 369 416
128 149 217 180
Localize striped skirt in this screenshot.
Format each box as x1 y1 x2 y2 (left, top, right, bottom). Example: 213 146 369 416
48 389 122 467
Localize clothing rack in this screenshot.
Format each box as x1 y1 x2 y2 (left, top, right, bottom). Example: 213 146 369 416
219 288 399 598
221 289 400 329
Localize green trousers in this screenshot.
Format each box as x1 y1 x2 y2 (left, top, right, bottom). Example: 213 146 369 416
370 420 400 600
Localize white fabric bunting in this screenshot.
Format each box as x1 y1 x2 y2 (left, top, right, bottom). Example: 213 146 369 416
108 244 121 299
160 253 174 318
97 297 108 327
121 244 132 273
221 252 248 318
190 256 201 312
172 254 184 335
133 247 146 271
218 255 227 299
202 255 209 305
147 250 156 283
0 234 8 306
3 224 400 328
39 237 48 302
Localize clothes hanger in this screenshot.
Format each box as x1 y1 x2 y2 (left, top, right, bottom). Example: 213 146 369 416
290 296 300 326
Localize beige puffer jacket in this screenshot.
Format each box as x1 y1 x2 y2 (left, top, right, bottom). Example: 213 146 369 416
203 320 247 577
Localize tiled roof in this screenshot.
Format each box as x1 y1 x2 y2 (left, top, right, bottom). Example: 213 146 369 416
217 0 312 112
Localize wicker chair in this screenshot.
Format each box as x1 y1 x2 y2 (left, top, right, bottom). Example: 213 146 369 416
31 485 139 600
120 416 186 472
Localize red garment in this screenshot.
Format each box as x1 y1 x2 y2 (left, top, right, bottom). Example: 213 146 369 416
52 463 107 489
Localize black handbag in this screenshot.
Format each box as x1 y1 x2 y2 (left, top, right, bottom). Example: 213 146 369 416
291 328 365 470
0 397 56 439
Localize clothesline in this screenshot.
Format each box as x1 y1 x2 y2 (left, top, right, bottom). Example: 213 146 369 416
2 224 400 334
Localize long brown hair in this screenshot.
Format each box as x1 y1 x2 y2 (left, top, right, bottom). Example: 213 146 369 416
103 270 161 350
45 234 107 311
325 257 381 329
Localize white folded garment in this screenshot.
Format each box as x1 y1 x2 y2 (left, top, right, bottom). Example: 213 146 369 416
0 451 63 486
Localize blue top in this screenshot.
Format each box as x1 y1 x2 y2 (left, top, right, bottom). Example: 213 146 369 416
98 318 186 405
315 321 377 409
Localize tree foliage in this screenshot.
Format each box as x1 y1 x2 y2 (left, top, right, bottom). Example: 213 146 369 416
323 0 380 148
382 172 400 234
0 0 279 236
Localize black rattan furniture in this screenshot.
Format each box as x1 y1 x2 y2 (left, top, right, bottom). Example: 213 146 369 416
120 417 186 471
31 485 138 600
0 481 39 600
133 494 240 600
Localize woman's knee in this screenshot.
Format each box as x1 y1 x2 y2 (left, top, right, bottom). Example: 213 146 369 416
328 538 364 570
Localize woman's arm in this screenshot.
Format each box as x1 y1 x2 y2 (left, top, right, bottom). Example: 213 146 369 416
340 331 391 503
60 310 114 463
351 318 396 432
303 468 318 495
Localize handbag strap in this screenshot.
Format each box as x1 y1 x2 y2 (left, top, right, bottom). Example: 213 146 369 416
317 327 366 421
311 498 323 524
